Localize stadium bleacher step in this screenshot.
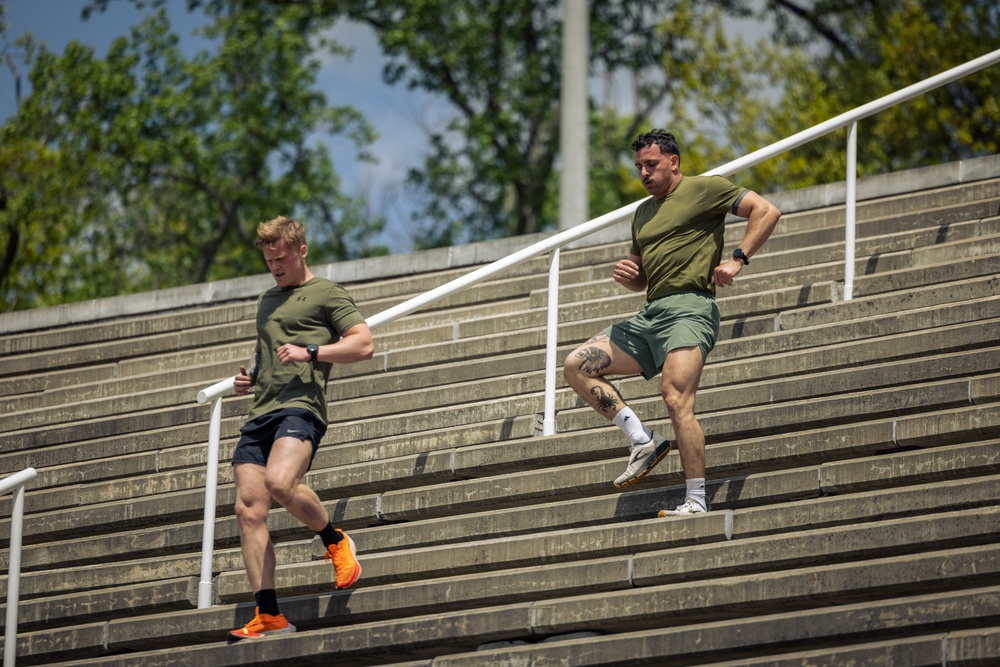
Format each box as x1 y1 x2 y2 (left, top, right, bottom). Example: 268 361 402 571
0 160 998 666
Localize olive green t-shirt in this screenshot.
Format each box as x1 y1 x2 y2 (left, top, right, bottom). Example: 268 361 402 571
248 277 365 425
630 175 745 301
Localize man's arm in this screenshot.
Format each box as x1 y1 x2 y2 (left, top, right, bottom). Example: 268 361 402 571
713 191 781 287
613 253 647 293
317 322 374 364
275 322 375 365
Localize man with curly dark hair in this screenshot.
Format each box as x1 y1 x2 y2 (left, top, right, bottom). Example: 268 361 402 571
564 130 781 516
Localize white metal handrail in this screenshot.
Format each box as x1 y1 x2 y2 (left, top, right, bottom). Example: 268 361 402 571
194 48 1000 606
1 467 37 667
194 388 224 608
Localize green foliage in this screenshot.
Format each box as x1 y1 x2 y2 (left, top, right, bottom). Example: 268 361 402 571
5 0 996 306
311 0 997 244
309 0 770 248
0 2 385 311
749 0 1000 192
342 0 566 248
582 2 797 202
621 0 1000 197
828 0 999 170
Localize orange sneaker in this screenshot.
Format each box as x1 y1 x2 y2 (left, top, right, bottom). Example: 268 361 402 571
325 528 362 589
228 607 296 641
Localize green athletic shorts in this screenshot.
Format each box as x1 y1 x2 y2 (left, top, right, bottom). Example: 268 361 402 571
604 290 720 380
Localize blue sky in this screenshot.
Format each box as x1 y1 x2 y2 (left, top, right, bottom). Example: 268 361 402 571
1 0 449 253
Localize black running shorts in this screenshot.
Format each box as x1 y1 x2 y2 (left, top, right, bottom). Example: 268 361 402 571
231 408 327 469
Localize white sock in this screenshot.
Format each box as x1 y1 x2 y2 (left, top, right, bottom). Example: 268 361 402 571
612 407 652 446
686 478 707 509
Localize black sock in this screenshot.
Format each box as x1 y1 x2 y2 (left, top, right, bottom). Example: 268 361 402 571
255 589 280 616
317 522 343 548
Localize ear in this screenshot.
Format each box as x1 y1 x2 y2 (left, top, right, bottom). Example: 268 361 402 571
299 244 308 258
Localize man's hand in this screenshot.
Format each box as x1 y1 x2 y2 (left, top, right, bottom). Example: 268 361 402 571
713 258 744 287
613 258 640 284
276 343 310 364
234 365 253 395
613 256 647 292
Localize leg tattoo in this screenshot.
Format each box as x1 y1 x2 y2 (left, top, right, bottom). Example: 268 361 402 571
575 339 612 376
590 382 623 415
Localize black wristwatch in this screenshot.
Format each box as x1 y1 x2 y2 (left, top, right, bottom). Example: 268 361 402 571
733 248 750 265
306 344 319 362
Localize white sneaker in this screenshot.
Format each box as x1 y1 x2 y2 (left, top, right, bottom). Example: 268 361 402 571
613 431 671 488
657 497 709 517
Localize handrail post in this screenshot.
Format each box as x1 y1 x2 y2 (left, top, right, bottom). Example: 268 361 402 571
197 394 223 608
844 121 858 301
542 248 561 436
193 376 234 608
3 486 25 667
3 467 37 667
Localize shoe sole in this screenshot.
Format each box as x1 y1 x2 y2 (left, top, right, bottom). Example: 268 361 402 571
335 533 362 589
657 508 708 517
613 442 672 488
228 624 296 643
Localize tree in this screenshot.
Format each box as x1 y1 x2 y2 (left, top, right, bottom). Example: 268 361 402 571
346 0 570 247
0 1 385 311
344 0 999 242
78 0 1000 252
59 2 847 252
590 0 1000 199
89 0 751 248
0 4 89 309
282 0 757 248
588 2 781 203
748 0 1000 191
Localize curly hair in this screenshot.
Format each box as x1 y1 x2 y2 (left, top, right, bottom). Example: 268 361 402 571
630 129 681 165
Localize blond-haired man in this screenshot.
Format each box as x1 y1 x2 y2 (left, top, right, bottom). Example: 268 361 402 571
229 216 374 640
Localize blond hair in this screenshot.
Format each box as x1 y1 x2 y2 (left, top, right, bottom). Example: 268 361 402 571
255 216 306 249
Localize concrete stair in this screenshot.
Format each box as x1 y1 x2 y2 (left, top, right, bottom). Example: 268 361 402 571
0 156 998 665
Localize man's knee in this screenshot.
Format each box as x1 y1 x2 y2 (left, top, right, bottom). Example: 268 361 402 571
235 495 269 526
661 386 695 419
566 341 614 380
263 474 297 506
563 348 585 382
